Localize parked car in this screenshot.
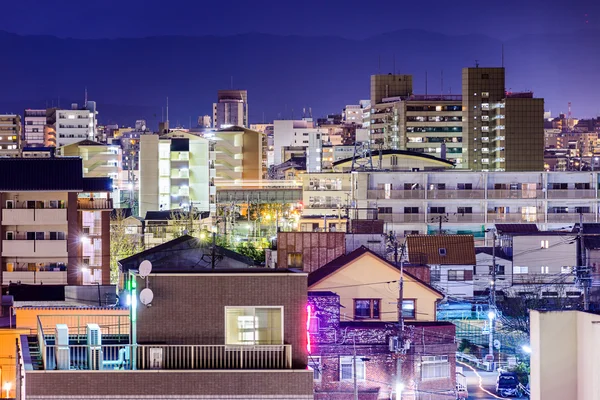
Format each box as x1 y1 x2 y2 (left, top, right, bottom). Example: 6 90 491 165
496 372 520 397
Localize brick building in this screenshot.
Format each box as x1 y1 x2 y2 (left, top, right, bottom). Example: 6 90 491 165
17 268 313 399
307 247 457 399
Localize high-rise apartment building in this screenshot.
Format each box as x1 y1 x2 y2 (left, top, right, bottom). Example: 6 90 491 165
462 67 544 171
23 109 47 147
0 114 21 156
0 158 113 286
213 90 248 128
49 102 98 147
139 131 215 218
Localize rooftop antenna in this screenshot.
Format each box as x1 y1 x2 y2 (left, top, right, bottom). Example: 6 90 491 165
475 60 479 68
84 87 88 105
166 97 169 124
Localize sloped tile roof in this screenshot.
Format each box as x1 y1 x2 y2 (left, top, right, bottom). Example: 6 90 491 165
406 235 476 265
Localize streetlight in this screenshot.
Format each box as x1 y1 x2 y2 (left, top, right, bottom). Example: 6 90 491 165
522 345 532 354
3 381 11 399
395 382 404 399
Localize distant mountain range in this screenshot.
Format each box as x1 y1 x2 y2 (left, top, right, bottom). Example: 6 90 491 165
0 28 598 128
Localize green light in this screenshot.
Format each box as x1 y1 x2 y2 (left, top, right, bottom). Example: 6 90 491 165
131 278 137 289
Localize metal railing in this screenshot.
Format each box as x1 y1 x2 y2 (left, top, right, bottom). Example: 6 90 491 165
38 314 130 340
427 190 485 199
41 344 292 371
77 198 113 209
547 189 596 199
367 189 425 199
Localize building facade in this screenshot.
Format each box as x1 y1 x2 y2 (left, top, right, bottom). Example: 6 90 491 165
0 158 112 286
213 89 248 128
0 114 21 156
139 131 215 218
50 102 98 147
23 110 46 147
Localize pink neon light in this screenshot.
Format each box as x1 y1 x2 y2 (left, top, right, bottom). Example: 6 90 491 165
306 304 312 354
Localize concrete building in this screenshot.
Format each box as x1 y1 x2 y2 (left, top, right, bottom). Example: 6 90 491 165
204 126 263 185
139 131 215 218
273 119 327 165
0 158 112 286
59 140 122 207
17 268 313 399
301 170 600 243
213 89 248 128
23 109 47 147
50 102 98 147
0 114 21 156
462 67 544 171
530 310 600 400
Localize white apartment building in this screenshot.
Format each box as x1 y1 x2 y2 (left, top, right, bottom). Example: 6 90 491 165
50 102 98 147
301 169 600 243
0 114 21 156
213 90 248 128
23 109 46 146
139 131 215 218
273 119 327 165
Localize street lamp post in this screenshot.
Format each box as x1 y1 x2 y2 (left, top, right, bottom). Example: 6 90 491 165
488 310 495 369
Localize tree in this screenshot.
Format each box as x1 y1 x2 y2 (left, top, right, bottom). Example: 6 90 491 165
110 209 144 284
235 242 265 264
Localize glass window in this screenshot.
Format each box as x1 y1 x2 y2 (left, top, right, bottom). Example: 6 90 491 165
421 355 450 380
340 356 366 381
309 356 322 381
448 270 473 281
225 307 283 345
353 299 380 320
402 300 416 319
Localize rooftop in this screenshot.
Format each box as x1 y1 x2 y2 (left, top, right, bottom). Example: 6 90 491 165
406 235 476 265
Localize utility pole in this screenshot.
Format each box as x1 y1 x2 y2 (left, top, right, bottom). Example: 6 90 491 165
212 229 216 270
488 229 497 366
394 236 405 400
353 336 358 400
578 213 591 311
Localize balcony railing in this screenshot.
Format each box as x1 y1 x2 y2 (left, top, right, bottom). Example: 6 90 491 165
487 213 541 223
547 189 597 199
546 213 596 223
429 213 486 223
427 190 484 199
41 344 292 371
77 198 113 210
367 189 425 200
378 213 424 223
486 190 544 199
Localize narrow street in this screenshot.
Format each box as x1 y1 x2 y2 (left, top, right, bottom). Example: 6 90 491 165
459 362 520 400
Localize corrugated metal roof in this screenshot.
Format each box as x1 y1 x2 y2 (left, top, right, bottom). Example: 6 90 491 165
0 158 84 191
406 235 476 265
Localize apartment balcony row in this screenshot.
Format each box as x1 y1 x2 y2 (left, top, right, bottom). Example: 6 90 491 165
2 208 67 225
39 343 292 371
2 270 67 285
375 212 598 224
1 239 68 257
367 189 598 200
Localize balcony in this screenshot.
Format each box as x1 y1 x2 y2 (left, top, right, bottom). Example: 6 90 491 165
77 198 113 210
2 240 68 257
40 344 292 371
546 213 596 223
429 213 486 223
367 189 425 200
427 190 484 199
487 190 544 199
547 189 597 199
2 271 67 285
487 213 541 223
378 213 425 223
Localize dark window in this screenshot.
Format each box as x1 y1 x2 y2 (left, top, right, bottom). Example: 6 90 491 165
35 232 44 240
482 74 489 79
457 183 472 190
448 270 473 281
353 299 380 320
575 183 590 189
404 207 419 214
457 207 473 214
378 207 392 214
26 232 35 240
26 201 36 209
404 183 419 190
575 207 590 213
490 265 505 275
430 207 446 214
391 156 398 166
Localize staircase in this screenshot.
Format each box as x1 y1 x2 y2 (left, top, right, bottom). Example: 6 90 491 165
27 336 44 370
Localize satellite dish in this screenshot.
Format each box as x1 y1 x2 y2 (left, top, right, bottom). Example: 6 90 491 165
139 260 152 278
139 288 154 306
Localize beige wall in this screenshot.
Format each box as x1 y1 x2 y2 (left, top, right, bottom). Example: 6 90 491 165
530 310 600 400
309 252 441 321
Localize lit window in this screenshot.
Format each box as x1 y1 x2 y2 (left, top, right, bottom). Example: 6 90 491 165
541 240 549 249
513 266 529 274
541 266 549 274
421 355 450 380
354 299 380 319
402 300 416 319
225 307 283 345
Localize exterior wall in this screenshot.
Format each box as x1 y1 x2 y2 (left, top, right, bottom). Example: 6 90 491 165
309 253 441 322
530 310 600 400
431 264 474 298
24 110 47 146
53 109 96 147
0 114 21 156
512 235 577 283
474 252 512 292
135 273 308 369
303 170 600 244
139 135 159 217
505 97 544 171
24 370 313 399
277 232 346 272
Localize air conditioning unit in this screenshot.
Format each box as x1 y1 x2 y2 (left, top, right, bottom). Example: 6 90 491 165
55 324 70 370
87 324 103 370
